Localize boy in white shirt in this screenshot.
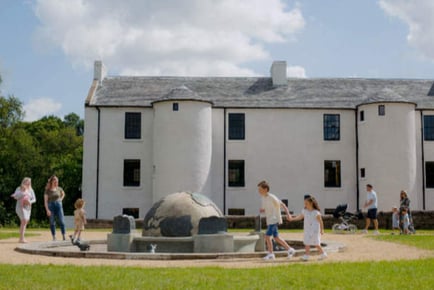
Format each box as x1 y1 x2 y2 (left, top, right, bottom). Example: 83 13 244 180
258 180 295 260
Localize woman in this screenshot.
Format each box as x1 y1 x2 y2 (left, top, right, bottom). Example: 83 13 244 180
11 177 36 243
44 175 66 241
399 190 414 233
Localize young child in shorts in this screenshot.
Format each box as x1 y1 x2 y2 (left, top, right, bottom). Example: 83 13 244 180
70 198 87 244
258 180 295 260
391 206 400 234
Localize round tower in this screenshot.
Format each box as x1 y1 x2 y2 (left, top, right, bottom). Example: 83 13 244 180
152 86 213 202
357 100 417 210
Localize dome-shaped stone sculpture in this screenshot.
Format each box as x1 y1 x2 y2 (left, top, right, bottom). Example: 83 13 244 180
142 192 224 237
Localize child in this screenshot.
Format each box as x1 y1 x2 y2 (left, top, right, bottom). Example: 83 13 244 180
258 180 295 260
70 198 87 244
291 195 327 261
401 208 410 235
391 206 400 234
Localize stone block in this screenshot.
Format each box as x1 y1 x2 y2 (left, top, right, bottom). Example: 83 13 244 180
193 234 233 253
107 233 136 252
113 215 136 234
198 216 227 234
233 234 260 252
251 231 266 252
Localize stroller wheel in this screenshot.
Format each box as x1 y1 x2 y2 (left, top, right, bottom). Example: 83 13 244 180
332 224 342 234
348 224 357 234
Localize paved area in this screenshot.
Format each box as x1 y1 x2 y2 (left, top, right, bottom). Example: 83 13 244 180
1 230 432 268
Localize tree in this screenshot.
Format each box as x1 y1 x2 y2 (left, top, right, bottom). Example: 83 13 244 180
0 96 24 128
64 112 84 136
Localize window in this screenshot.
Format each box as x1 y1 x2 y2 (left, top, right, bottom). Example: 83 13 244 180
125 112 141 139
228 160 245 187
426 162 434 188
173 103 179 111
228 113 245 140
324 160 341 188
360 168 366 178
122 208 139 218
323 114 340 140
360 110 365 122
424 116 434 141
123 159 140 187
378 105 385 116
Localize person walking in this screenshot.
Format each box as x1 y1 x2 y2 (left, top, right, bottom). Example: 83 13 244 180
258 180 295 260
361 184 379 235
290 195 327 261
10 177 36 243
44 175 66 241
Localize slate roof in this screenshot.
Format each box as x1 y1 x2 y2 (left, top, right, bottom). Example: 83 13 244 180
87 76 434 109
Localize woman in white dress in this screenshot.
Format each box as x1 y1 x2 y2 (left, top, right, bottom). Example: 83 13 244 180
290 195 327 261
11 177 36 243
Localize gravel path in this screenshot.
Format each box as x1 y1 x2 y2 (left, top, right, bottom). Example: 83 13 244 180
0 230 432 268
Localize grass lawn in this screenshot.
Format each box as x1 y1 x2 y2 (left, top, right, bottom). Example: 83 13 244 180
0 229 433 289
370 230 434 251
0 259 433 290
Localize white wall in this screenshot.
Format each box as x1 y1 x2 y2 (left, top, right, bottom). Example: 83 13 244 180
358 103 417 211
152 101 212 202
422 110 434 210
225 108 357 215
82 107 98 218
90 107 154 219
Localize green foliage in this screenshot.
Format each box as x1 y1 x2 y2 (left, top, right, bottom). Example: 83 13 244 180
0 95 24 128
0 259 434 289
0 95 83 224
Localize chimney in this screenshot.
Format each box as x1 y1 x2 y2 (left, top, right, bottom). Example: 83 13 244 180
270 61 287 86
94 60 107 84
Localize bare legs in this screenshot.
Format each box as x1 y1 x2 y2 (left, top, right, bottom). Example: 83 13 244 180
19 219 29 243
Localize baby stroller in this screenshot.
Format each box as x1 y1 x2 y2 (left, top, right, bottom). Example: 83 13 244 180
332 204 362 234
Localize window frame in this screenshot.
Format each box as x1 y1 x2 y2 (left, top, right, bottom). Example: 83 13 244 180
228 160 245 187
123 159 141 187
228 113 245 140
425 162 434 188
324 160 341 188
424 115 434 141
124 112 142 139
323 114 340 141
378 105 385 116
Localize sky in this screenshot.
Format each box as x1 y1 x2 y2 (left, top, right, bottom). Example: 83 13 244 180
0 0 433 121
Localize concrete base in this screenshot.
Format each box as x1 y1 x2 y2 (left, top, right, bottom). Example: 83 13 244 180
132 236 194 253
251 231 266 252
107 233 137 252
233 234 260 253
194 234 234 253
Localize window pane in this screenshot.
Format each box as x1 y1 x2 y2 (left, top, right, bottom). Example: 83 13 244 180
378 105 385 116
228 160 245 187
124 159 140 186
125 112 141 139
324 160 341 188
426 162 434 188
424 116 434 141
360 110 365 122
323 114 340 141
228 113 245 140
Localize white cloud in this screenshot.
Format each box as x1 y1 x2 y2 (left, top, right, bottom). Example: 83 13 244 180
23 98 62 122
286 65 306 78
33 0 305 76
379 0 434 60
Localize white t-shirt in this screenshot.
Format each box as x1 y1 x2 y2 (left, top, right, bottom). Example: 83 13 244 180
261 193 282 225
367 190 378 209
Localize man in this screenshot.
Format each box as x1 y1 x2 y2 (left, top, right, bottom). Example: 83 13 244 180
362 184 379 235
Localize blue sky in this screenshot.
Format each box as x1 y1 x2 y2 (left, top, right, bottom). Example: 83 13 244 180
0 0 433 121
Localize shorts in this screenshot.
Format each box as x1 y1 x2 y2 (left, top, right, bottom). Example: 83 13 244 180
265 224 279 237
367 208 378 220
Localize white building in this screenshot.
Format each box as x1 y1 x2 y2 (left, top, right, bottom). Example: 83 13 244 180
83 60 434 219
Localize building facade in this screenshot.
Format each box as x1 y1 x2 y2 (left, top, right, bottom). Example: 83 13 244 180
83 61 434 219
